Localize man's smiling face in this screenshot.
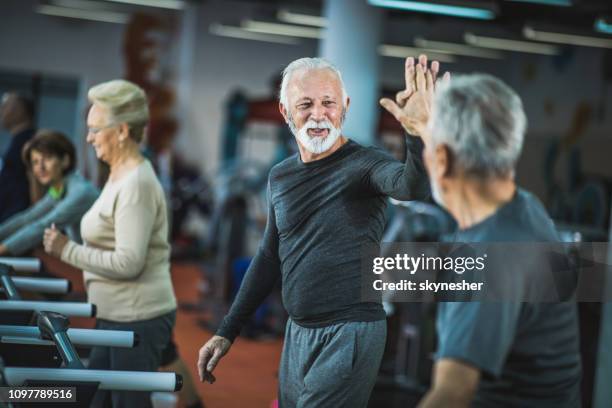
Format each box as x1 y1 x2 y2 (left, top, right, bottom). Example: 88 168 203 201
282 68 348 155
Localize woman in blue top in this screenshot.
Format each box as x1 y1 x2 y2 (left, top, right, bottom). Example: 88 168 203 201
0 129 98 256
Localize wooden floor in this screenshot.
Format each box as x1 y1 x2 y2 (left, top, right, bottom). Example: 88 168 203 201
170 262 282 408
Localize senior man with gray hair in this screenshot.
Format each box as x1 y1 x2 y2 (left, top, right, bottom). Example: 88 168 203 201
197 57 434 407
381 61 581 406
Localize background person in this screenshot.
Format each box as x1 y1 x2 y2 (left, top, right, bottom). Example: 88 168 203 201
43 79 177 408
0 92 37 222
0 129 98 256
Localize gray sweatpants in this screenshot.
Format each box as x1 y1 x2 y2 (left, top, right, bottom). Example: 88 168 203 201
278 319 386 408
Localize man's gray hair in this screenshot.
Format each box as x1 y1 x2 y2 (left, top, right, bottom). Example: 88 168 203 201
279 57 348 108
431 74 527 177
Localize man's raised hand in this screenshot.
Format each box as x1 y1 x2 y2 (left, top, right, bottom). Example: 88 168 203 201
380 54 450 141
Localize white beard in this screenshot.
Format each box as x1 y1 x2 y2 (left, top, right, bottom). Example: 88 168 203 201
288 118 342 155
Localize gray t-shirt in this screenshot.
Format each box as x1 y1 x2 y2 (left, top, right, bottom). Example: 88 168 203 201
217 138 428 341
436 189 581 407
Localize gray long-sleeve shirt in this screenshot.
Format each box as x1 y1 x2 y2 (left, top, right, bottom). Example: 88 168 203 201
217 137 428 341
0 171 99 255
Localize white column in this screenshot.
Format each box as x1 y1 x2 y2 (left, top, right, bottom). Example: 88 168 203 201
174 2 199 160
319 0 383 146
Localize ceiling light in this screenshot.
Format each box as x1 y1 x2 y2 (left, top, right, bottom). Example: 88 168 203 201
465 32 560 55
524 26 612 48
241 20 323 39
103 0 185 10
504 0 571 6
379 45 457 63
368 0 496 20
414 37 503 59
277 9 327 27
36 4 129 24
594 18 612 35
209 23 300 45
51 0 118 10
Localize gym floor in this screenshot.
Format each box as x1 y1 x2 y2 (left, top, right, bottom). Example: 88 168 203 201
171 262 282 408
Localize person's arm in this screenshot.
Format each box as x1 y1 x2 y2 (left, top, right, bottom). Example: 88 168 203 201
364 135 429 201
0 196 54 249
198 180 281 383
369 55 450 201
423 301 521 407
3 182 97 255
60 182 155 280
418 359 480 408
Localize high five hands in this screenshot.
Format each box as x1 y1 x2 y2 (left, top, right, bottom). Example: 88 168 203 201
379 54 450 144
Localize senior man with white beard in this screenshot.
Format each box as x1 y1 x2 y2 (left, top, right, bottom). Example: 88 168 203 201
197 57 434 407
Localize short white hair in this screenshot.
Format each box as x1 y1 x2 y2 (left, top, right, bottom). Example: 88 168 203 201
431 74 527 177
88 79 149 142
279 57 348 108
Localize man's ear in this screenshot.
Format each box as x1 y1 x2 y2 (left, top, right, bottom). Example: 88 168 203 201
435 144 453 179
344 96 351 112
279 103 289 124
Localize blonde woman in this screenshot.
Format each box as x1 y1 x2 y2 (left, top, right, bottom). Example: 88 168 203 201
43 79 176 408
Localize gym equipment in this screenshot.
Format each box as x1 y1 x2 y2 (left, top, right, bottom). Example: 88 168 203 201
0 311 182 407
2 277 70 295
379 199 453 392
0 264 21 300
187 157 273 330
1 310 132 368
0 301 95 318
0 258 40 273
0 325 137 348
37 311 82 368
3 367 181 392
185 89 295 334
383 199 455 243
0 264 93 319
0 263 71 297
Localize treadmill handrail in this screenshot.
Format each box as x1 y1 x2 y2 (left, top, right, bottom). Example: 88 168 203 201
0 301 95 317
0 258 40 273
0 326 137 348
10 277 71 294
3 367 182 392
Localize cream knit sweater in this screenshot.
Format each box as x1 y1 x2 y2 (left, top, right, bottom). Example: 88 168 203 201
61 160 176 321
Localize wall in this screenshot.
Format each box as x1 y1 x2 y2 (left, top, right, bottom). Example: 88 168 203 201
1 0 611 204
178 0 316 176
0 0 125 177
379 17 612 202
